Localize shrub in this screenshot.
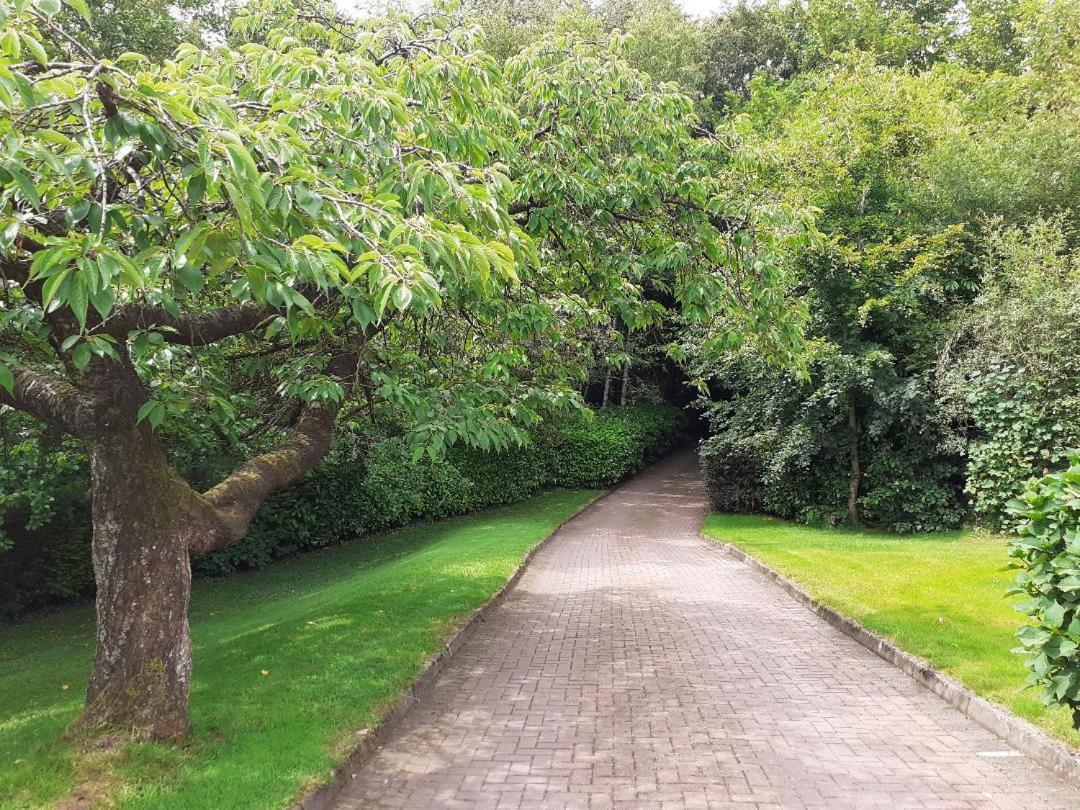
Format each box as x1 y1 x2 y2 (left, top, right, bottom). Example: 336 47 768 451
939 217 1080 529
698 433 764 514
1007 451 1080 728
3 405 685 613
0 484 93 618
696 350 964 533
545 406 686 487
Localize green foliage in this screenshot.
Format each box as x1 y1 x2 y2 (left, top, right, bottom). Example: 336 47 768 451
1 406 684 612
0 411 86 552
54 0 232 61
698 346 963 532
692 0 1080 536
1007 452 1080 728
0 0 807 449
544 405 685 488
940 217 1080 528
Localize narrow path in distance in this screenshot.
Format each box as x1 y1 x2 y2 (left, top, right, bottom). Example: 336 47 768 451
334 452 1079 809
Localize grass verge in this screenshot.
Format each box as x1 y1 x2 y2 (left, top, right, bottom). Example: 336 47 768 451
700 513 1080 749
0 489 596 809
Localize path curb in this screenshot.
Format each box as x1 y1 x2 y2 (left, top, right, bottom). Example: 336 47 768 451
292 488 618 810
710 536 1080 789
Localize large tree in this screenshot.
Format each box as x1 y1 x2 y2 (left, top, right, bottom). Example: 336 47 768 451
0 0 806 738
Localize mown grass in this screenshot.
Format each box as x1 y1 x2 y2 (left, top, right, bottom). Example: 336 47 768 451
0 489 596 809
701 513 1080 749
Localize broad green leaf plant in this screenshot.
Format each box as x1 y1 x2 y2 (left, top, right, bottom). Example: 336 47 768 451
1008 451 1080 728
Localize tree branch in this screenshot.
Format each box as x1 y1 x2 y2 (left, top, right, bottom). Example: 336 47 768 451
188 352 362 555
103 301 272 346
0 364 98 437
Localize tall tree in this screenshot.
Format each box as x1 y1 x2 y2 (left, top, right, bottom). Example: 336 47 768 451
0 0 806 738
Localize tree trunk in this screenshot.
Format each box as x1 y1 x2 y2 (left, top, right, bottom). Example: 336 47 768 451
847 403 861 527
602 368 612 408
620 362 630 406
75 427 209 740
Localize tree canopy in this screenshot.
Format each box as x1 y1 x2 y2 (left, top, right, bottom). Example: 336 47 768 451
0 0 809 737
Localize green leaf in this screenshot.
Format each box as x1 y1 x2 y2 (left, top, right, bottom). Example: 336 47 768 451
34 0 61 17
293 184 323 216
136 400 165 429
4 162 41 209
66 0 90 22
0 361 12 394
71 342 91 369
188 171 206 205
392 285 412 311
19 30 47 65
178 263 204 293
41 268 70 309
68 275 88 329
90 286 114 320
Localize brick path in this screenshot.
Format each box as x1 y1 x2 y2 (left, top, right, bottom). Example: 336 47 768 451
334 452 1080 809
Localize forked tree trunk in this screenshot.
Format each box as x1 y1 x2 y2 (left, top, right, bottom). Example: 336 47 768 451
0 264 351 742
76 428 209 739
68 391 339 740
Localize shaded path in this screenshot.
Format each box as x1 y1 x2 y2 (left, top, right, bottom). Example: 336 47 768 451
334 452 1079 809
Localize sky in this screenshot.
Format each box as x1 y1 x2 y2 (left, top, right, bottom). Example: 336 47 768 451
676 0 733 17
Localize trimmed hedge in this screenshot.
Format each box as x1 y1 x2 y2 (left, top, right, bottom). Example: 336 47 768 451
1 405 685 614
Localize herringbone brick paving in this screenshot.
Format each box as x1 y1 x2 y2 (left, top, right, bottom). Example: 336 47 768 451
334 452 1080 809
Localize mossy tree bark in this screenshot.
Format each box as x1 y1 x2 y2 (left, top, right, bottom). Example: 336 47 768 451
73 372 341 739
81 429 198 738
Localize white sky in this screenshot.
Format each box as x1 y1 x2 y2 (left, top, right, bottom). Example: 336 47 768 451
675 0 734 17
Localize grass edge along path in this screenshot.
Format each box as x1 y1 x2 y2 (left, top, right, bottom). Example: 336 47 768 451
700 514 1080 750
0 488 598 810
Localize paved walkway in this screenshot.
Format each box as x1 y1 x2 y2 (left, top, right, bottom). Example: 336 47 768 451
335 453 1080 809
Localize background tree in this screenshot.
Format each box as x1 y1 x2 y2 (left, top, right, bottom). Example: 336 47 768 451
54 0 234 61
692 0 1079 533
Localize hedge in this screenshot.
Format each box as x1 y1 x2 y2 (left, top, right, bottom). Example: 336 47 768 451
0 405 685 615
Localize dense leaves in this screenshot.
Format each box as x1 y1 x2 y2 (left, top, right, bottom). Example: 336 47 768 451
940 217 1080 528
1008 453 1080 728
691 0 1078 537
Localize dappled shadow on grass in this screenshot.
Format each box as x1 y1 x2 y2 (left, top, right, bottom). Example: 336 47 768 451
0 488 595 810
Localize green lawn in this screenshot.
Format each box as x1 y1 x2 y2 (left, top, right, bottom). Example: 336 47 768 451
0 489 596 810
701 514 1080 750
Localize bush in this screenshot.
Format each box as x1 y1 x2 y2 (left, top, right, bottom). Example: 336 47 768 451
939 217 1080 529
2 405 686 613
1007 451 1080 728
0 485 93 618
696 350 964 533
698 433 764 514
545 406 686 488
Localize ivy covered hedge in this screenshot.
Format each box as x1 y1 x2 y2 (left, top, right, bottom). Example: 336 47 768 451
0 405 684 615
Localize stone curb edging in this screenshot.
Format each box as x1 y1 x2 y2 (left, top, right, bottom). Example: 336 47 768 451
709 536 1080 790
292 488 618 810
